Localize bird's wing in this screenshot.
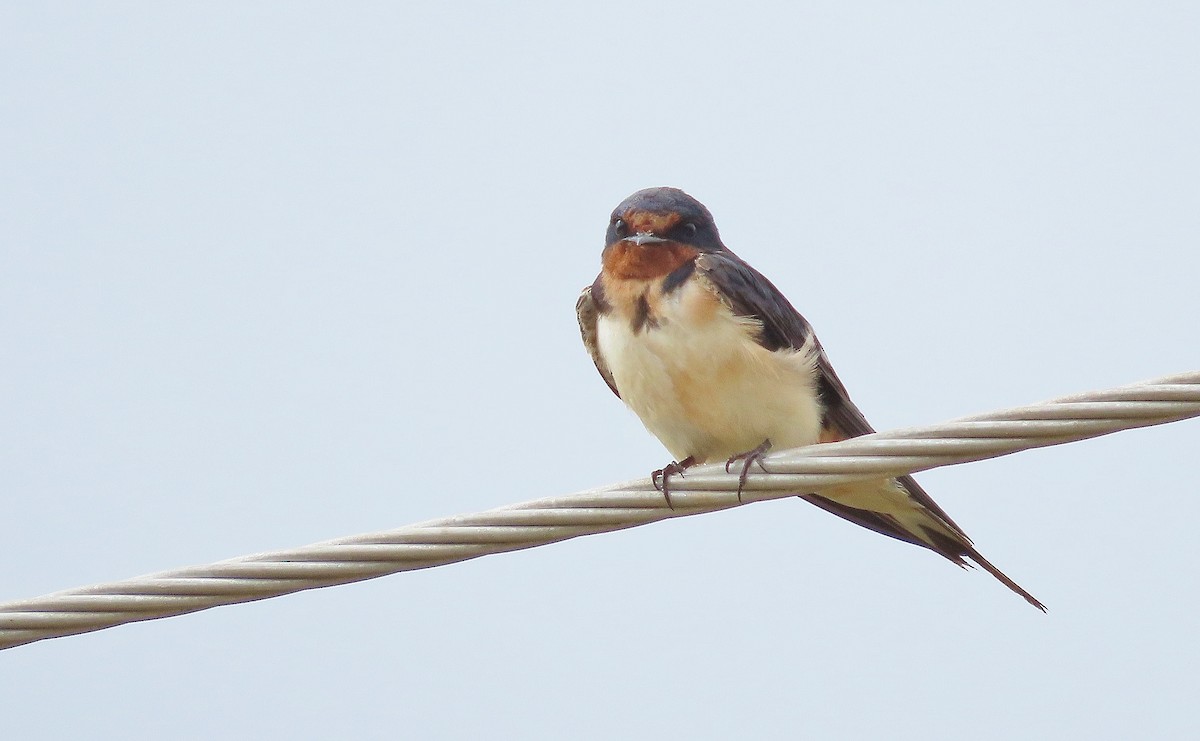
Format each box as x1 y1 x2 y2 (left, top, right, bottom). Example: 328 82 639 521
576 279 620 398
693 251 966 538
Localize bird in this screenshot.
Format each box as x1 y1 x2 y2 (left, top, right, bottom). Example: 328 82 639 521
576 186 1045 610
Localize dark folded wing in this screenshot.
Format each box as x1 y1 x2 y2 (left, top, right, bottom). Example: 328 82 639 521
693 250 854 413
694 251 967 538
576 279 620 398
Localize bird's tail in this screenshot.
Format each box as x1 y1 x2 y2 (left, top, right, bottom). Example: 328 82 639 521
963 545 1046 612
914 519 1047 612
802 475 1046 611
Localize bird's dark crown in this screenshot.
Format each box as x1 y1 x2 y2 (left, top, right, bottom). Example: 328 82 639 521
605 187 725 252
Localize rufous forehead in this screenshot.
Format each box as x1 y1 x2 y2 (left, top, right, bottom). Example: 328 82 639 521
622 209 682 235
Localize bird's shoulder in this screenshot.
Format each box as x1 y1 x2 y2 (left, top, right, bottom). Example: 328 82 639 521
693 250 879 439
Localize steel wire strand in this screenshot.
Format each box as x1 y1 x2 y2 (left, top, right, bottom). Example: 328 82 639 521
1 371 1196 650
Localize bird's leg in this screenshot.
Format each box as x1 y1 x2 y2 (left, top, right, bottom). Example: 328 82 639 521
725 438 773 502
652 455 697 509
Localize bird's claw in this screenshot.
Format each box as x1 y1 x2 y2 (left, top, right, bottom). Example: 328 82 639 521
652 456 696 509
725 439 773 502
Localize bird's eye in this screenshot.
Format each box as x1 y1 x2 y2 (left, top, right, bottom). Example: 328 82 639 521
613 218 628 237
679 222 698 238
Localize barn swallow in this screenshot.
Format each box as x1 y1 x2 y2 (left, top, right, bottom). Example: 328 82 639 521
576 186 1045 610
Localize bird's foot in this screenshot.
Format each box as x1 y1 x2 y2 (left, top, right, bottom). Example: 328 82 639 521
652 456 697 509
725 439 773 502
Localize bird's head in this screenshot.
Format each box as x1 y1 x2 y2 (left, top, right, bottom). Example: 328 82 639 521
604 187 725 253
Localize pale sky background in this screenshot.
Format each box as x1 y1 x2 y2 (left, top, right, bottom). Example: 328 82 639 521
3 3 1199 739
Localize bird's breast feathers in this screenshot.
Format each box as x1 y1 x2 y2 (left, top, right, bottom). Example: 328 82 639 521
596 268 823 462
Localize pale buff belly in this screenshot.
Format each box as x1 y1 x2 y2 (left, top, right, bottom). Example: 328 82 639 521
596 280 823 462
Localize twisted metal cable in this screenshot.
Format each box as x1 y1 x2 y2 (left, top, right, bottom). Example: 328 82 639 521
2 371 1197 650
